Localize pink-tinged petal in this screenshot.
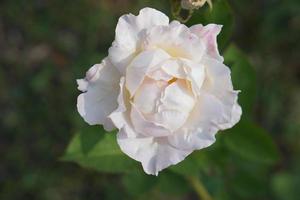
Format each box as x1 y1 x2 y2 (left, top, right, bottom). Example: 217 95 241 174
77 58 120 131
109 8 169 74
190 24 224 62
117 129 192 175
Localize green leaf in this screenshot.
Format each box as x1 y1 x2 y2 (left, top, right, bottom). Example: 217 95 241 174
122 171 158 196
271 172 299 200
188 0 234 49
224 119 280 164
62 126 140 173
156 171 191 195
169 151 208 176
230 169 268 199
224 44 257 114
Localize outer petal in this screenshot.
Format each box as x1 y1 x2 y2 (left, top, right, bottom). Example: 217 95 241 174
117 129 192 175
220 99 242 129
168 94 221 151
109 8 169 74
108 77 133 134
190 24 224 62
77 58 120 131
202 57 242 129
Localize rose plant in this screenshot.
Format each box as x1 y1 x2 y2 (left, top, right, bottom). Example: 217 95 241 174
76 7 241 175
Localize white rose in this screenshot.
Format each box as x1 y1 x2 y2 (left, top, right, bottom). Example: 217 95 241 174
77 8 241 175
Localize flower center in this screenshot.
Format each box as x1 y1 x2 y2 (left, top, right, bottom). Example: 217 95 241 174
167 77 178 85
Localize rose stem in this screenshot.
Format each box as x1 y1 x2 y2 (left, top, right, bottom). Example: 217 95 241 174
186 176 213 200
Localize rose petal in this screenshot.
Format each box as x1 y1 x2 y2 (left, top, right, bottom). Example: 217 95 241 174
126 49 170 97
77 58 120 131
117 129 192 175
161 58 205 95
160 59 186 79
143 21 205 62
151 80 195 131
202 57 242 129
190 24 224 62
219 99 242 129
108 77 133 132
168 93 222 151
134 78 167 114
147 68 173 81
109 8 169 74
130 104 172 137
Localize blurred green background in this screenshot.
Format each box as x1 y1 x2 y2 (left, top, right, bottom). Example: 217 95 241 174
1 0 299 199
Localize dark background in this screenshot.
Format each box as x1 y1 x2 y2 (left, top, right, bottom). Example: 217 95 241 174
1 0 299 199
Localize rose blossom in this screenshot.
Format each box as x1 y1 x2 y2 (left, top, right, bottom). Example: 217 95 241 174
77 8 241 175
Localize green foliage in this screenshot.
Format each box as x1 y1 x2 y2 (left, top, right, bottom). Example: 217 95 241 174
224 119 280 164
271 172 300 200
62 126 140 173
229 167 269 199
156 171 191 195
122 172 158 196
